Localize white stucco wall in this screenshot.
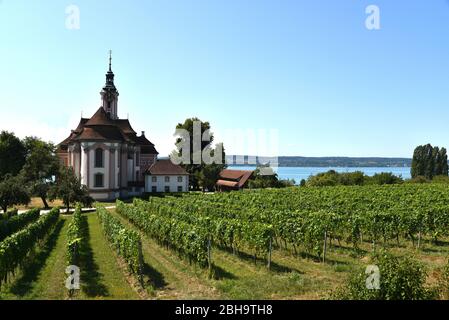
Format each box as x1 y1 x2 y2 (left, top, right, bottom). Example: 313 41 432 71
145 175 189 193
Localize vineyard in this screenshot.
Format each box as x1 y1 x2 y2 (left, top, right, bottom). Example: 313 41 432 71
1 184 449 299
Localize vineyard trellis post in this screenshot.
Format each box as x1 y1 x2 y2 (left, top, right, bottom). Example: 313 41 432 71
323 231 327 263
267 237 272 270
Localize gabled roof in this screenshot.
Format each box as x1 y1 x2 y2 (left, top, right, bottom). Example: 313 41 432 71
218 169 254 188
85 108 114 126
145 159 188 175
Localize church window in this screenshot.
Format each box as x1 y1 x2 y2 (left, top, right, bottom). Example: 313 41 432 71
95 148 104 168
136 152 140 166
177 176 183 183
94 173 104 188
165 176 170 183
152 176 157 182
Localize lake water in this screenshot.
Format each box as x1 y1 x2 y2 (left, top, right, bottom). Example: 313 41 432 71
228 166 412 183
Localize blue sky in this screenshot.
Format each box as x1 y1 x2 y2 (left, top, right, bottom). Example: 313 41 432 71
0 0 448 157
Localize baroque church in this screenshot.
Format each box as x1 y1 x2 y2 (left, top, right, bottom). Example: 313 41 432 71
57 54 189 200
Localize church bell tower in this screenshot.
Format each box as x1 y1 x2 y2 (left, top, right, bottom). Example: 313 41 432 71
100 51 119 119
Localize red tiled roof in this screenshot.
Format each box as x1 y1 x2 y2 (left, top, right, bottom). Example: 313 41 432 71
85 108 114 126
216 179 239 188
218 169 254 188
114 119 136 134
145 159 188 175
57 107 158 154
73 126 126 141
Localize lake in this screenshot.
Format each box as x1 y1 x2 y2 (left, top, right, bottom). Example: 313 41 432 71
228 166 412 183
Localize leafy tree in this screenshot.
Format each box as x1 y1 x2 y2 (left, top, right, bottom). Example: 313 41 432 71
248 166 294 189
173 118 226 190
49 167 93 212
439 148 448 176
411 144 448 179
0 131 26 179
20 137 60 209
0 175 30 213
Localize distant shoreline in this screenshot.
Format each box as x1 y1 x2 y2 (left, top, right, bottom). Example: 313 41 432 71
227 156 412 168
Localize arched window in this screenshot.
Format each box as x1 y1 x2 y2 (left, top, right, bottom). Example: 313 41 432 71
95 148 104 168
94 173 104 188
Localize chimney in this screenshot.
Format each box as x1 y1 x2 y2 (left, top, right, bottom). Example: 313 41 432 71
141 131 145 136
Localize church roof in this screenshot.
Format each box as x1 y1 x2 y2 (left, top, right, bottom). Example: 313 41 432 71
85 108 114 126
58 107 158 154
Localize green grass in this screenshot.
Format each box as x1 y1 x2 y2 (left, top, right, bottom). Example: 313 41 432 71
0 217 69 299
77 213 139 299
3 209 449 300
0 214 139 300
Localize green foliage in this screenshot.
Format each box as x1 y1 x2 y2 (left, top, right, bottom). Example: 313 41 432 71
49 167 94 211
116 200 210 267
332 251 436 300
369 172 403 185
21 137 60 209
0 208 59 287
0 174 30 213
248 166 295 189
438 258 449 299
0 131 26 180
0 209 19 221
411 144 448 179
66 205 83 266
172 118 226 190
0 208 40 242
96 206 143 277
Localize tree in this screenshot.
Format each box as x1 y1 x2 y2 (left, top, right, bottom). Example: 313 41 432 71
411 144 448 179
21 137 60 209
173 118 226 190
0 175 30 213
439 148 448 176
0 131 26 179
49 167 93 212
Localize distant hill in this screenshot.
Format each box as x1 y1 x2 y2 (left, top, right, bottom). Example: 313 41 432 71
227 156 412 168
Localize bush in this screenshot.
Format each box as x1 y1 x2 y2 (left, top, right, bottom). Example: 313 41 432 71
408 176 430 184
331 251 437 300
369 172 404 185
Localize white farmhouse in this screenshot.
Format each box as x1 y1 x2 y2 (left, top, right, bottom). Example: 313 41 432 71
145 159 189 193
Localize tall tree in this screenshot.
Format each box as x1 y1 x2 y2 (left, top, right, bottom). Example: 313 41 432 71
0 131 26 179
21 137 60 209
411 144 448 179
439 148 448 176
172 118 226 190
0 175 30 213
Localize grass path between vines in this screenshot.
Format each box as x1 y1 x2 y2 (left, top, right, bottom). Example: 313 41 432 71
76 213 139 300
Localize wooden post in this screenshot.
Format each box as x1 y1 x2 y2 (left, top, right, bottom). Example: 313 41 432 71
323 231 327 263
267 237 272 270
207 237 212 273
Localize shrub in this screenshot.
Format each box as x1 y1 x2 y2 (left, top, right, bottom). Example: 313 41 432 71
331 251 437 300
369 172 404 185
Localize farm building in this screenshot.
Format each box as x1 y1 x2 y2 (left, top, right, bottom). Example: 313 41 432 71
216 169 254 191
